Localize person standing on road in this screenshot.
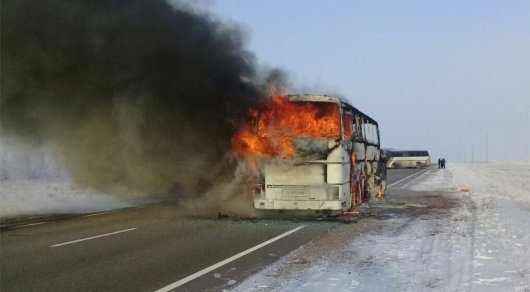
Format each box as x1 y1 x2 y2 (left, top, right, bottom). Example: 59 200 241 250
438 158 442 169
441 158 446 169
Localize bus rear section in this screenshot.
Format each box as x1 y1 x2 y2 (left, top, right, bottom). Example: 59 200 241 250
231 94 385 215
254 138 352 212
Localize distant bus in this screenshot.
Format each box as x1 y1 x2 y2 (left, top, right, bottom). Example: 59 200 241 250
385 150 431 169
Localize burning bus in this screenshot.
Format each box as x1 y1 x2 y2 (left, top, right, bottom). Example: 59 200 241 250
232 94 385 216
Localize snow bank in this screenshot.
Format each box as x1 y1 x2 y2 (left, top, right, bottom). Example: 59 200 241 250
232 161 530 291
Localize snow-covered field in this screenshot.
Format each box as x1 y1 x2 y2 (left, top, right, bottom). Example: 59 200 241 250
0 179 145 218
0 141 147 218
232 161 530 292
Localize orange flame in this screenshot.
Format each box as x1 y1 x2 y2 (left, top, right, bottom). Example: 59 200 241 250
232 94 341 159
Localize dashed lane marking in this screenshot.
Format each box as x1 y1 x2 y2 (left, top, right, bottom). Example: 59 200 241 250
50 227 138 247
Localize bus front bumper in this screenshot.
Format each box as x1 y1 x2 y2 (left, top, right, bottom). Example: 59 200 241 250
254 199 343 211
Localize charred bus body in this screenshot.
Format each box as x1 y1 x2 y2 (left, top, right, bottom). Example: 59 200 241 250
248 94 386 215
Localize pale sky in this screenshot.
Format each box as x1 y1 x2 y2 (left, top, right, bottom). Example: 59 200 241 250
212 0 530 161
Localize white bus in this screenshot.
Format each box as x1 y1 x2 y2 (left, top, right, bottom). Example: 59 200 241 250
385 150 431 169
234 94 386 216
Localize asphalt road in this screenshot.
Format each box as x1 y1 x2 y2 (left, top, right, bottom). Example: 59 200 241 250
0 166 432 292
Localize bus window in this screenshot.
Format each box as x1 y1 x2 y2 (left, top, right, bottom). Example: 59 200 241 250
343 111 353 138
362 121 370 142
362 121 378 144
372 125 379 145
354 114 363 141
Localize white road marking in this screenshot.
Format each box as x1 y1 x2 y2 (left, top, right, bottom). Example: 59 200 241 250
387 165 435 188
18 222 47 228
50 228 138 247
154 225 306 292
82 212 108 217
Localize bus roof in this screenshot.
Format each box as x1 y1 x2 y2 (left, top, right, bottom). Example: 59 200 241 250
288 94 345 103
391 150 430 153
287 94 378 125
387 150 430 157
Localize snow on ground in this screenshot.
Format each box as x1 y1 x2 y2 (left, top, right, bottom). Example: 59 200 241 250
0 179 146 218
451 160 530 209
232 161 530 292
1 141 148 218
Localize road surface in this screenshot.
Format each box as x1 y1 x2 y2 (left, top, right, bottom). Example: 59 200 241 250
0 166 434 291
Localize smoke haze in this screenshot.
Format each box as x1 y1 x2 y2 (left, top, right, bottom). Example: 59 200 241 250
1 0 281 212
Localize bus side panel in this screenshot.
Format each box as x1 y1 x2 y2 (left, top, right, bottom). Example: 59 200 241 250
354 142 365 160
326 146 350 184
366 145 378 161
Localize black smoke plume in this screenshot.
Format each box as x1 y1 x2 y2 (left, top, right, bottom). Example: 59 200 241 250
1 0 277 208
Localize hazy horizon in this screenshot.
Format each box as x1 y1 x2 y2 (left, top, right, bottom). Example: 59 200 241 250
213 0 530 161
